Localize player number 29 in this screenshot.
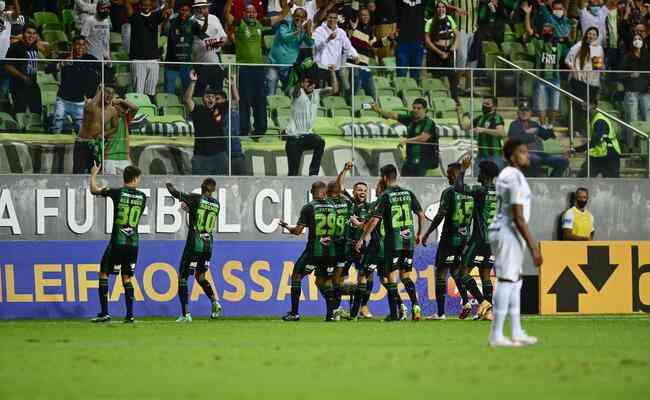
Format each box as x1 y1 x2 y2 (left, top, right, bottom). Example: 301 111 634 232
116 204 142 227
391 203 413 229
315 213 336 236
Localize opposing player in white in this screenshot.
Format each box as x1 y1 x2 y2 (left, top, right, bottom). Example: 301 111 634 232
488 138 543 347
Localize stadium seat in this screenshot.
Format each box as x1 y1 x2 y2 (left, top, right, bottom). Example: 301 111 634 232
62 9 74 33
352 95 373 116
421 78 449 97
155 93 182 107
0 112 18 130
16 113 44 132
136 105 157 118
110 32 123 52
126 93 154 106
33 11 60 28
115 72 132 91
502 42 526 58
403 96 424 110
41 91 57 106
379 96 406 113
482 41 500 55
267 94 291 110
274 107 292 118
42 31 68 46
394 77 422 98
42 22 64 32
458 97 482 114
111 51 129 61
376 87 396 97
160 105 186 119
329 107 352 117
432 97 458 119
543 138 564 155
317 107 328 117
322 96 348 110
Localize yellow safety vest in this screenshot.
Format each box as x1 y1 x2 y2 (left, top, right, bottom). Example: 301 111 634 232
567 207 594 239
589 112 621 158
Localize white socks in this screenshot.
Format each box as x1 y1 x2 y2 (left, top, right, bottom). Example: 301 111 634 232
490 280 523 341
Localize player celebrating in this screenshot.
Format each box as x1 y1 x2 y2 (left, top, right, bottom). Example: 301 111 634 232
327 176 354 320
488 138 543 347
422 163 474 320
89 163 146 323
166 179 222 322
356 164 425 321
453 155 499 320
280 181 338 321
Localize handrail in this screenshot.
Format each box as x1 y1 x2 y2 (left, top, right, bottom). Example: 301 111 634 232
495 56 649 140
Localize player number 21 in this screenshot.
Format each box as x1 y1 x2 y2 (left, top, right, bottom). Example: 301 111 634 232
391 203 413 228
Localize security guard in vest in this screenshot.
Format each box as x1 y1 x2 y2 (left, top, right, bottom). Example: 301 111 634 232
575 102 621 178
561 187 595 241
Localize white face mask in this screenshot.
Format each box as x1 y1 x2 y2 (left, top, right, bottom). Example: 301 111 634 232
552 10 564 18
634 39 644 49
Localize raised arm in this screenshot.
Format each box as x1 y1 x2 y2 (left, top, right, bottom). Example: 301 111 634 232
184 70 198 112
125 0 135 17
89 162 104 194
165 182 182 200
278 221 306 235
522 2 534 37
320 65 339 96
336 161 353 193
371 102 398 120
453 155 475 195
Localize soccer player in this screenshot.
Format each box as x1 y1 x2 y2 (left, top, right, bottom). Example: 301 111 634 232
453 155 499 320
327 174 354 320
356 164 425 321
335 162 373 319
89 162 146 323
422 162 474 320
166 179 222 322
488 138 543 347
280 181 338 321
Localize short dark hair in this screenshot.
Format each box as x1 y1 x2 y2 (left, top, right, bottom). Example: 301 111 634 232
412 98 428 109
552 0 564 7
326 181 338 195
576 187 589 196
201 178 216 193
311 180 327 195
486 96 498 106
213 90 228 99
123 165 141 184
503 138 525 162
353 181 368 189
379 164 398 180
24 22 38 32
447 162 461 172
72 35 86 43
479 160 499 178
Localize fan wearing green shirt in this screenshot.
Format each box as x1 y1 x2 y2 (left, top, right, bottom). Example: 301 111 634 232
472 96 506 176
371 98 440 177
103 97 139 175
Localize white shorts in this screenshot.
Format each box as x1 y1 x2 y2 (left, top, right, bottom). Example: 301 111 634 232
489 227 525 282
104 159 131 175
131 60 159 96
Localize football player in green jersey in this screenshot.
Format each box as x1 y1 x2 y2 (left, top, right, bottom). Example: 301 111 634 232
356 164 425 321
90 162 147 323
166 178 222 323
454 155 499 320
422 162 475 320
327 174 354 320
280 181 338 321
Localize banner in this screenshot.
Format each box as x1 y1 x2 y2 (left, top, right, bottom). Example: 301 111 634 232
539 241 650 314
0 240 470 319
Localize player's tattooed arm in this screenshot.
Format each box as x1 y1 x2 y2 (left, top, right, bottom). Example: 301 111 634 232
513 204 543 267
279 221 305 235
89 162 105 195
335 161 353 194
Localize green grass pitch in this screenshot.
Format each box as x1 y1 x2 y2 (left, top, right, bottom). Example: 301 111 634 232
1 315 648 400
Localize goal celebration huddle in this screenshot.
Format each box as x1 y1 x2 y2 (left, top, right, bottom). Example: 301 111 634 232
88 138 543 347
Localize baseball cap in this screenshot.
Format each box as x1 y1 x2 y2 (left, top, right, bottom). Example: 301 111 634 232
518 101 531 111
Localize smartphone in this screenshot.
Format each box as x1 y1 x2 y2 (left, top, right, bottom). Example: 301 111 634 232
362 103 372 110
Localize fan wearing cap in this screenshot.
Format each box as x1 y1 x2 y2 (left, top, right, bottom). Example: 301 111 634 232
507 101 569 177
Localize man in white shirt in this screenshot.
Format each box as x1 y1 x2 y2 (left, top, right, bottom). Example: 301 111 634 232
81 0 112 61
192 0 227 96
74 0 99 32
579 0 609 47
488 138 543 347
284 65 338 176
313 10 358 87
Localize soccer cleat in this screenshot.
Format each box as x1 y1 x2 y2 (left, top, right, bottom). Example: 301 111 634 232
175 314 192 323
512 332 538 346
476 300 492 319
359 307 374 319
426 313 446 320
210 301 222 319
399 303 408 320
281 312 300 321
333 307 350 321
325 314 335 322
412 304 422 321
123 316 135 324
489 337 522 348
383 314 400 322
91 313 111 323
459 303 473 320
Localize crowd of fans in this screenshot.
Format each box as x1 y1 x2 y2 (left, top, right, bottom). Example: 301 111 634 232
1 0 648 177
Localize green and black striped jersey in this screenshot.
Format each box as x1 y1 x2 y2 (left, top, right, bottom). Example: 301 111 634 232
100 187 147 247
297 199 337 257
181 193 220 254
454 172 497 244
438 186 474 247
371 186 422 252
366 200 385 258
328 195 353 246
349 200 371 242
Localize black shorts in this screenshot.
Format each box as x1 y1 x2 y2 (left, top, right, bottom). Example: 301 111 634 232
435 242 464 268
179 248 211 279
100 244 138 276
462 241 495 270
293 250 336 278
384 249 414 274
361 253 383 276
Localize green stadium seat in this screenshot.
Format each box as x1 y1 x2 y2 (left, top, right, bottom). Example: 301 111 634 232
317 107 328 117
115 72 132 91
155 93 182 107
41 91 57 106
111 51 129 61
62 9 74 31
267 94 291 110
458 97 482 114
0 112 19 130
110 32 123 52
352 95 373 116
322 96 348 110
329 107 352 117
42 22 64 32
394 76 419 95
42 31 68 46
376 87 396 96
126 93 153 106
40 82 59 93
160 105 186 119
421 78 449 97
379 96 406 113
373 76 391 89
432 97 458 119
482 41 500 55
543 138 564 155
274 107 292 118
136 105 157 118
403 96 423 110
502 42 526 58
16 113 44 132
33 11 60 27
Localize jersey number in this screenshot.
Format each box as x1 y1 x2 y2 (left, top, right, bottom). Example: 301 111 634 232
315 213 336 236
453 199 473 225
116 204 142 227
196 208 217 233
391 204 413 229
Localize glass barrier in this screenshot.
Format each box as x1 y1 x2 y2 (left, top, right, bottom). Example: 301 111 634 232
1 55 648 178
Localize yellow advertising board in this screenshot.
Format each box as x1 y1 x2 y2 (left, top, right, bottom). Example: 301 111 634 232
539 241 650 315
